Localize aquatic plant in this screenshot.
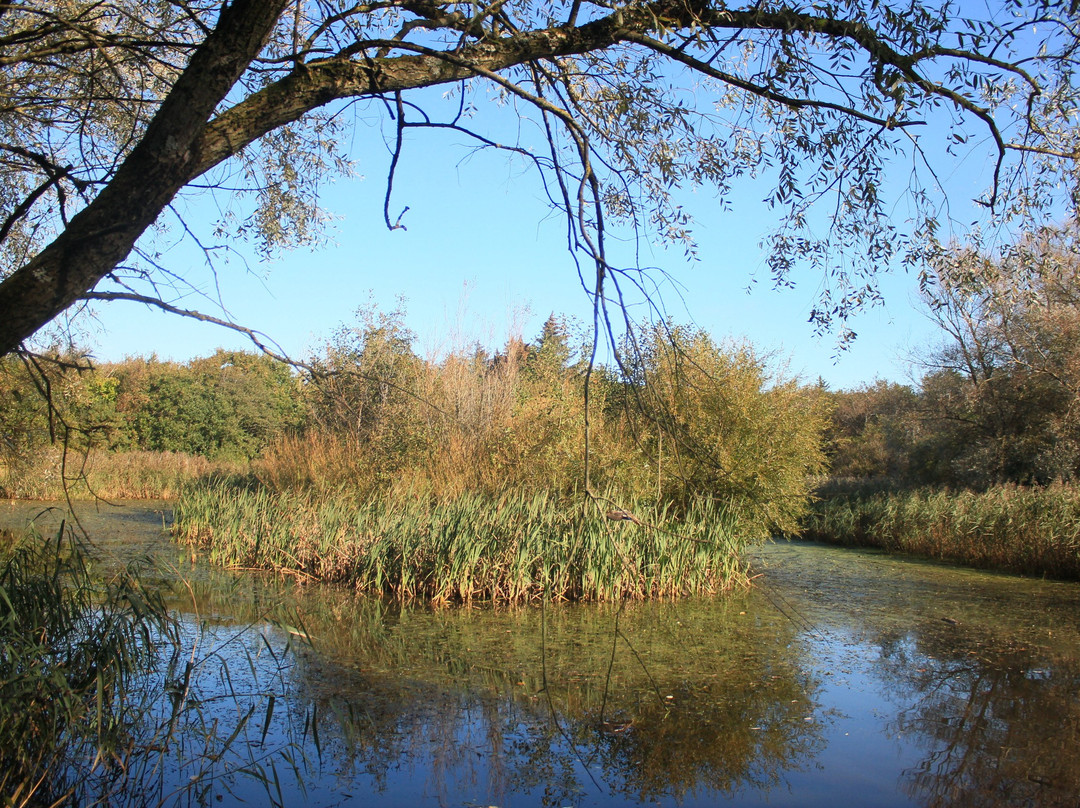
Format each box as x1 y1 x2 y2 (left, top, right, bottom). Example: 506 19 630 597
174 482 753 602
801 483 1080 579
0 520 315 807
0 524 171 805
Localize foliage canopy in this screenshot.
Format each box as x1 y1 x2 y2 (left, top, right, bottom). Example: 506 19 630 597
1 0 1079 356
822 224 1080 489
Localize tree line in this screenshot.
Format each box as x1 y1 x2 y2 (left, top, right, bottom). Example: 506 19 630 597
1 306 826 532
0 350 305 464
8 223 1080 509
826 224 1080 490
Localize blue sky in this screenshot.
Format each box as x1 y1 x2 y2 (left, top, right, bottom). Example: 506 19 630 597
82 96 975 391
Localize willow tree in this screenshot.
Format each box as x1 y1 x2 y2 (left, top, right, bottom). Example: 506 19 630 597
0 0 1079 358
916 224 1080 485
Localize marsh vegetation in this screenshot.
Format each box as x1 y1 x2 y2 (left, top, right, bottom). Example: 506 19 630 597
175 484 751 602
5 254 1080 800
806 228 1080 578
3 308 830 598
0 524 168 805
4 0 1080 801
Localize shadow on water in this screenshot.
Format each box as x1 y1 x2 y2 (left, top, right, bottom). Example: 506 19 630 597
2 501 1079 807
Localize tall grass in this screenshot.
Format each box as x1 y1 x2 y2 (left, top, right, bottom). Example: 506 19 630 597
175 481 753 602
0 447 244 500
0 524 170 805
801 483 1080 579
0 521 319 807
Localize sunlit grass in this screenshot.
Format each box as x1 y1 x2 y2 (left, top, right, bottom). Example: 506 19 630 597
801 483 1080 579
174 481 754 603
0 448 244 500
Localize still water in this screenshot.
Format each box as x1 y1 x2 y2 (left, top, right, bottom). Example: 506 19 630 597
3 501 1078 807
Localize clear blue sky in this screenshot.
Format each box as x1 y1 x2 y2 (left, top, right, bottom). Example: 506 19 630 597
83 98 980 391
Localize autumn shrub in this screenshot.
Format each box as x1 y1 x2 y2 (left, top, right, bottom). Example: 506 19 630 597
615 322 829 531
179 312 830 601
296 309 604 499
271 309 828 537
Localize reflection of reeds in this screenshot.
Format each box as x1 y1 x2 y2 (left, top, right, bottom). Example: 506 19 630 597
0 522 317 807
802 483 1080 579
174 481 751 602
252 575 823 806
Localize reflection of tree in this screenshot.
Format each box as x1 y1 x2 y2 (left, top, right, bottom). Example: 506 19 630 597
43 517 821 806
0 503 824 804
574 672 822 803
253 590 826 806
872 621 1080 808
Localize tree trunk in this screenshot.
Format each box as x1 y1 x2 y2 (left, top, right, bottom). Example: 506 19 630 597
0 0 290 356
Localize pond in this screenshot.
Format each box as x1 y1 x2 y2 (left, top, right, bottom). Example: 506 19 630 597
2 500 1078 807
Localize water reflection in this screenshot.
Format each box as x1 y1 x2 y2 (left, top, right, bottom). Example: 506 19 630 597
872 622 1080 807
2 502 1079 806
757 541 1080 808
269 594 826 806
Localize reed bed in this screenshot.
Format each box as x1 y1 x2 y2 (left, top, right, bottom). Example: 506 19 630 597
174 481 753 603
802 483 1080 579
1 448 244 500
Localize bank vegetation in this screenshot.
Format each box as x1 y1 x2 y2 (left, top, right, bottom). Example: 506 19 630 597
809 225 1080 578
9 227 1080 586
2 306 828 600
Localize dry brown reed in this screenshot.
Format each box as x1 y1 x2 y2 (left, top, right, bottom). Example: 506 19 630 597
0 447 242 500
182 322 827 603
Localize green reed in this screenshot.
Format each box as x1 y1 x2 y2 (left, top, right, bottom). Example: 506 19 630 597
0 519 319 807
0 524 170 806
801 482 1080 579
174 481 753 602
